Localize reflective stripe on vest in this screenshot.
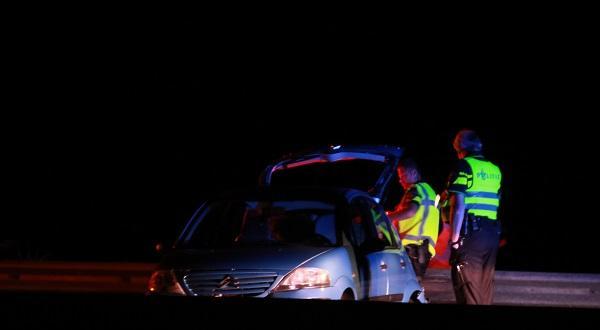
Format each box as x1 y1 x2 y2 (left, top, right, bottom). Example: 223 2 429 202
464 157 502 220
399 182 439 257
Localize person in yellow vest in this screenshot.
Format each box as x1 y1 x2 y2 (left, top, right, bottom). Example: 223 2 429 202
388 158 439 281
447 129 502 305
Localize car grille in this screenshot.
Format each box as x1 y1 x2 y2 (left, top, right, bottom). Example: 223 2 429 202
182 271 279 297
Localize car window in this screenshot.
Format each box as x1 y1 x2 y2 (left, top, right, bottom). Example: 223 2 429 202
365 199 395 248
348 197 395 248
346 204 368 247
180 199 338 248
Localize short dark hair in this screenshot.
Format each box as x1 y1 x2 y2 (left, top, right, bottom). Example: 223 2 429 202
453 129 482 153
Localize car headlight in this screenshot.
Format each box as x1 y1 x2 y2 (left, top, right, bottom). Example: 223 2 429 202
273 267 331 292
147 270 186 295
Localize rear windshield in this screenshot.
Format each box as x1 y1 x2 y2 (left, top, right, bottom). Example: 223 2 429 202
270 159 386 192
180 200 338 249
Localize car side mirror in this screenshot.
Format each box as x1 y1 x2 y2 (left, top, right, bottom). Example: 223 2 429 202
360 238 386 253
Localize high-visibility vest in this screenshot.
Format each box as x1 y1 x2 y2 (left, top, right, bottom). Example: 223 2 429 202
371 208 393 245
398 182 439 256
463 156 502 220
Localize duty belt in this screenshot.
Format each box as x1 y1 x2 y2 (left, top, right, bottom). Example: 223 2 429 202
461 214 498 236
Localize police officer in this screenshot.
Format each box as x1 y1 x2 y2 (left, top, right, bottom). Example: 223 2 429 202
447 129 502 305
389 158 439 282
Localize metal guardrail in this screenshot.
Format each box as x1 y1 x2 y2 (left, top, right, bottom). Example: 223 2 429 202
422 268 600 308
1 261 599 308
0 261 156 293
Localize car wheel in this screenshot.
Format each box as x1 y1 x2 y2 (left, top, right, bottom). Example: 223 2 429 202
341 290 354 301
409 290 426 304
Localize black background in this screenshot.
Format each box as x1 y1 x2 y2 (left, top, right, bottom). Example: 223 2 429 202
6 8 598 273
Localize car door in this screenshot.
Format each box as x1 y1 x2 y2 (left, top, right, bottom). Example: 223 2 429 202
351 197 412 301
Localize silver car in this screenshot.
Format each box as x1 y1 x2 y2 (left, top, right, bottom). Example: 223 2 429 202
148 187 426 302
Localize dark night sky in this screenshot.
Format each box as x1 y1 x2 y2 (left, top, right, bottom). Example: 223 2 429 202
7 11 598 272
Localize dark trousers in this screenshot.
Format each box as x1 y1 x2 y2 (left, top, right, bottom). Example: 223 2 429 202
450 220 500 305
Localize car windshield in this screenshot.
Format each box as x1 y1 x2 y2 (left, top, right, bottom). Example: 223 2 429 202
180 199 338 249
270 159 386 193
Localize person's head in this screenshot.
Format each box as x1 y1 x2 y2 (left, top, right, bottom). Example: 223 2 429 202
453 129 482 159
397 158 421 190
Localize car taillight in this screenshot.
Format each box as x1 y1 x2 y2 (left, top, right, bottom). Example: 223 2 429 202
147 270 185 295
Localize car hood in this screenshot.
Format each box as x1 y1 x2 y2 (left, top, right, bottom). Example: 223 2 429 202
162 245 334 272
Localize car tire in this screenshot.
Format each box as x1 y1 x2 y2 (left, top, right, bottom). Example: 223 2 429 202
341 290 355 301
409 290 425 304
